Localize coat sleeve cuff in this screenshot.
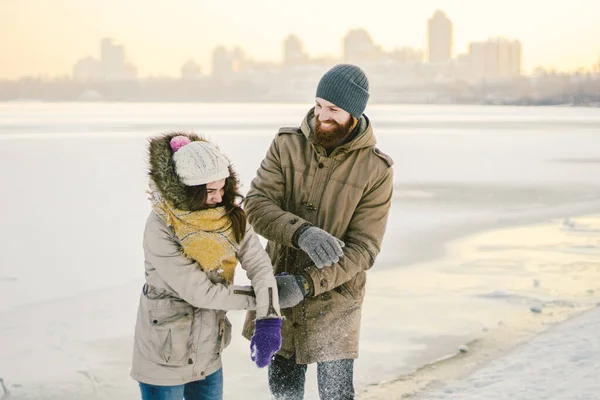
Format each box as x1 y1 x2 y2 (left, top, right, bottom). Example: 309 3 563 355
302 270 321 297
298 273 314 297
291 223 312 248
281 217 311 249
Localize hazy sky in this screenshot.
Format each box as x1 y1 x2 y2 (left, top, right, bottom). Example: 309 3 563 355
1 0 599 79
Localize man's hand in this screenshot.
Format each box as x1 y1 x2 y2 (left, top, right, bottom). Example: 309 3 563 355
275 274 308 308
298 227 345 269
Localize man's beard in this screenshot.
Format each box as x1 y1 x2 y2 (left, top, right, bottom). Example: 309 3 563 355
314 117 354 148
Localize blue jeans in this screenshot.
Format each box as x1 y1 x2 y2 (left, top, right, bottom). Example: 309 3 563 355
139 368 223 400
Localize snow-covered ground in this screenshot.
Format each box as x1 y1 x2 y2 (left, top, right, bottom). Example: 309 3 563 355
362 305 600 400
420 305 600 400
1 103 600 399
360 215 600 399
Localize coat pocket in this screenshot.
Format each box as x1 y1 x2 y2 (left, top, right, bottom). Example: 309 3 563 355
216 313 233 355
147 305 194 366
222 315 232 350
335 283 358 303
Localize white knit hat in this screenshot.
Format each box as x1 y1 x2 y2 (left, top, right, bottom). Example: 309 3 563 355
171 139 230 186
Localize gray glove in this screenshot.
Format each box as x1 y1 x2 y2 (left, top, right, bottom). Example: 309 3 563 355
275 274 307 309
297 226 345 269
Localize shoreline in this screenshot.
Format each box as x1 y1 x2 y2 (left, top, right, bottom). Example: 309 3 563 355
359 213 600 399
380 190 600 271
359 305 597 400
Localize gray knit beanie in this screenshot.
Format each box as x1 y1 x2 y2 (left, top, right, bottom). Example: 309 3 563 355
315 64 370 119
171 139 230 186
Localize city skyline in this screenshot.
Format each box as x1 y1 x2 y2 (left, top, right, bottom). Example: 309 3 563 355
1 0 599 80
71 20 526 84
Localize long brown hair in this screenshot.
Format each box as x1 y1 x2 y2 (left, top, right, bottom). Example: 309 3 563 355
183 166 247 243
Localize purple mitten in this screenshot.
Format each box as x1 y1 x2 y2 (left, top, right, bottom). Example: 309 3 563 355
250 318 282 368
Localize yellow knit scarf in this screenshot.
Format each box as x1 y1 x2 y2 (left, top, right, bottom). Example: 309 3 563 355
151 191 238 285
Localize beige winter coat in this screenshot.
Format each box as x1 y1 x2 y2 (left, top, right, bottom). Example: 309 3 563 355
131 212 280 385
242 108 394 364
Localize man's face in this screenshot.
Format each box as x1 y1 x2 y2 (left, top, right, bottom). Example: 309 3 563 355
205 178 226 207
314 97 354 148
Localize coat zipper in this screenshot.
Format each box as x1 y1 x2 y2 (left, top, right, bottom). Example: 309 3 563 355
267 287 277 317
152 311 191 326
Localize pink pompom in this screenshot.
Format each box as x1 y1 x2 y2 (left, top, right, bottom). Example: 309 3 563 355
170 135 191 152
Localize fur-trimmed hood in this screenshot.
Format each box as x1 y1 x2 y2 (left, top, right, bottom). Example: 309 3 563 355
148 132 238 211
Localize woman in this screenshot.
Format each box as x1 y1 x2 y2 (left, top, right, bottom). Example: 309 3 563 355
131 132 282 400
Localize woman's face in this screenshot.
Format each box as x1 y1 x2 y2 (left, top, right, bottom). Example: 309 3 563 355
205 178 226 207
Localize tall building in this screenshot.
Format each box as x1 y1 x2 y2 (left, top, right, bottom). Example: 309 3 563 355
211 46 248 78
427 10 453 63
343 29 381 63
72 39 136 82
212 46 233 77
283 34 308 67
231 47 246 72
468 38 522 81
101 38 126 81
499 38 522 77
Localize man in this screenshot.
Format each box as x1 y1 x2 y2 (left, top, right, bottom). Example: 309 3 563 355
242 64 394 400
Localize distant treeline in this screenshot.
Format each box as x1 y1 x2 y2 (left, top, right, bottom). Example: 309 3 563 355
1 76 599 107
